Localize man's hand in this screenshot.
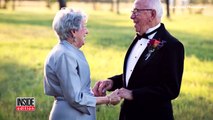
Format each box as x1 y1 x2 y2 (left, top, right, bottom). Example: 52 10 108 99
118 88 133 100
92 79 113 96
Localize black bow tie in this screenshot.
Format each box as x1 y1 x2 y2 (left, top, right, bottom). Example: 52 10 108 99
136 33 148 39
136 27 160 40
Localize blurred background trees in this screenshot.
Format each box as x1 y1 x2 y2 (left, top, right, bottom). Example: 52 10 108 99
0 0 213 16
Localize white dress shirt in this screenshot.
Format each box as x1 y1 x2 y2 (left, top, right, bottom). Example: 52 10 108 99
125 23 161 86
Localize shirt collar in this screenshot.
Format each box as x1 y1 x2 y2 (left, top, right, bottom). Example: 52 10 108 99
146 23 161 34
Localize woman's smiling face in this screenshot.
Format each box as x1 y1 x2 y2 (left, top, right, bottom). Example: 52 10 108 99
73 19 88 48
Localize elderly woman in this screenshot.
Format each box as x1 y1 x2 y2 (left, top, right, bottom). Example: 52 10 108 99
44 8 121 120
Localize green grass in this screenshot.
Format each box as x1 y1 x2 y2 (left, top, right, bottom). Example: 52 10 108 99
0 3 213 120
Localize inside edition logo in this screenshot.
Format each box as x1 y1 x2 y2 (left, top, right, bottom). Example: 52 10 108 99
16 97 35 111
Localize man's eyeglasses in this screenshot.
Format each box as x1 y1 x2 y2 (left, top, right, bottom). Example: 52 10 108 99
131 8 153 15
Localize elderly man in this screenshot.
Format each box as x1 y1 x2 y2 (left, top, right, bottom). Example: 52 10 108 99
93 0 184 120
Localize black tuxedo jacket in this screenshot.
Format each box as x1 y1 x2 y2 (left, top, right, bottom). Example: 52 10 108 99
109 23 184 120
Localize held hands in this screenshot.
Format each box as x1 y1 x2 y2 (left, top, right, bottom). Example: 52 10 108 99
93 80 133 106
107 89 121 105
105 88 133 106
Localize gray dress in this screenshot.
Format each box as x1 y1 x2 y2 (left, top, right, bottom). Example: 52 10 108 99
44 40 96 120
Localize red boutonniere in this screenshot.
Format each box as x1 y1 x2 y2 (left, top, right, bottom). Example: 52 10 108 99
145 39 166 60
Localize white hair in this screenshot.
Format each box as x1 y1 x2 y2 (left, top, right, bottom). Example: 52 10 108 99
52 8 87 40
147 0 163 19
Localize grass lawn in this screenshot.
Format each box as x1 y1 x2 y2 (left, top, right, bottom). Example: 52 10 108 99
0 2 213 120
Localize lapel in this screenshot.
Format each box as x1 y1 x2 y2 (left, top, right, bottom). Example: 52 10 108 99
136 23 166 67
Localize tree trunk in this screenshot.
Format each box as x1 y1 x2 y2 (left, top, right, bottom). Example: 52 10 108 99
12 0 15 10
92 0 97 10
116 0 120 14
166 0 170 18
3 0 9 9
110 0 114 12
172 0 176 14
46 0 52 9
58 0 66 9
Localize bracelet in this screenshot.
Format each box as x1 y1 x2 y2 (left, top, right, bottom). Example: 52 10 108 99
106 95 111 106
